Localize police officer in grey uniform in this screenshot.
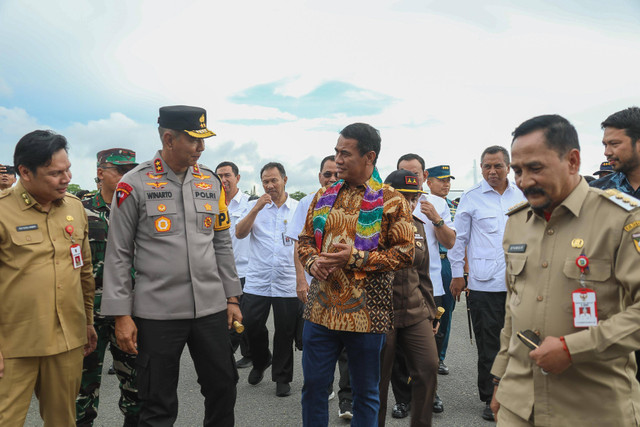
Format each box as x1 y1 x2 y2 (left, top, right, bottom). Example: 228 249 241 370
102 105 243 427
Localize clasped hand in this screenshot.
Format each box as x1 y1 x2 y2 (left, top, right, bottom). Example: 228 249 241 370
309 243 352 281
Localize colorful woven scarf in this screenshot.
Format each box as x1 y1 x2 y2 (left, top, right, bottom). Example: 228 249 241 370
312 168 384 252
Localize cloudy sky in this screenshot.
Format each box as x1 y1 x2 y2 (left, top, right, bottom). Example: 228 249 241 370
1 0 638 195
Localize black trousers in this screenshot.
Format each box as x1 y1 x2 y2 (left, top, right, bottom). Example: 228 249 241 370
468 290 506 403
135 311 238 427
242 293 300 383
230 278 251 358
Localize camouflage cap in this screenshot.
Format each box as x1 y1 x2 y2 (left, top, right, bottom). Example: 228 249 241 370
97 148 137 167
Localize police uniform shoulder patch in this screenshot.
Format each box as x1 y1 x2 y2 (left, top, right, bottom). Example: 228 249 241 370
116 182 134 207
507 201 529 216
601 188 640 211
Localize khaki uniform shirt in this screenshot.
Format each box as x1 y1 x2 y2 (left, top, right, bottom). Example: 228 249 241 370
0 181 94 358
392 216 436 328
492 179 640 426
101 152 242 320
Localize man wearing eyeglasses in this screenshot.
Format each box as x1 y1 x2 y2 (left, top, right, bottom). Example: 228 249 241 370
76 148 141 427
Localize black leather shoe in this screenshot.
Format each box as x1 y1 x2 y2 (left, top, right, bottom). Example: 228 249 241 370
482 402 495 421
236 356 253 369
438 360 449 375
276 382 291 397
433 393 444 413
248 359 271 385
391 402 410 419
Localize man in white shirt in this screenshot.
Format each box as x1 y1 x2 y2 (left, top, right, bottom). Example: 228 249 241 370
235 162 299 398
394 153 456 416
448 145 525 421
286 155 354 420
216 161 253 368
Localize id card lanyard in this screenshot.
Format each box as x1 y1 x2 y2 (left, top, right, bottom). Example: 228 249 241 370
65 224 84 269
572 254 597 328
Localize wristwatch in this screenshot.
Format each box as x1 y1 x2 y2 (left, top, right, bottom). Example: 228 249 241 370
432 219 445 227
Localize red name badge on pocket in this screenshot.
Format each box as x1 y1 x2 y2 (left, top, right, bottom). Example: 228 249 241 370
70 244 84 269
572 288 598 328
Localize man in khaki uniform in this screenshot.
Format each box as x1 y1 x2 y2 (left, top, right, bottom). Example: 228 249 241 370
0 130 97 426
491 114 640 426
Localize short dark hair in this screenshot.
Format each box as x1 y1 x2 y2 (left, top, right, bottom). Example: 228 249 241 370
319 155 335 172
511 114 580 156
601 107 640 146
14 130 69 176
397 153 425 170
216 161 239 176
260 162 286 179
340 123 381 165
480 145 511 166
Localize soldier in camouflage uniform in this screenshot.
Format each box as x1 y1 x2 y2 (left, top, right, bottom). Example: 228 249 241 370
76 148 141 427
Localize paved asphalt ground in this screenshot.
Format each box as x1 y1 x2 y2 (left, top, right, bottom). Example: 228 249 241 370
26 295 495 426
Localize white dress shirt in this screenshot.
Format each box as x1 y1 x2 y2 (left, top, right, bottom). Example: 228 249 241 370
414 193 455 297
228 189 251 278
240 195 299 297
285 191 317 285
449 179 525 292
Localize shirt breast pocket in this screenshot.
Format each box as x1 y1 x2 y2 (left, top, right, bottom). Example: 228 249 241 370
506 254 527 306
145 199 179 236
9 228 46 264
477 212 499 234
562 258 615 318
194 200 219 234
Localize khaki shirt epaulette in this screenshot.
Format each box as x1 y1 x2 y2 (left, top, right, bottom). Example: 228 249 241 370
600 188 640 211
506 200 529 216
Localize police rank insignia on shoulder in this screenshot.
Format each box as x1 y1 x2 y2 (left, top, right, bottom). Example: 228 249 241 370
116 182 133 207
602 188 640 211
154 158 164 173
507 201 529 215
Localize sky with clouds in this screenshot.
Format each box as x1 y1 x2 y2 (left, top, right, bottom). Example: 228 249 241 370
1 0 638 195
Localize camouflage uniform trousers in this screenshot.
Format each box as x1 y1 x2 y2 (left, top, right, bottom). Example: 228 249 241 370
76 316 140 427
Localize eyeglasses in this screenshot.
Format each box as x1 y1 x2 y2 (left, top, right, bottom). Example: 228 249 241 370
100 165 136 175
322 172 339 178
